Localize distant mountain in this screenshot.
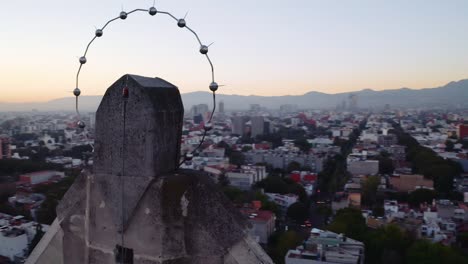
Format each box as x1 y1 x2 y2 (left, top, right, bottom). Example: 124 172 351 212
1 79 468 112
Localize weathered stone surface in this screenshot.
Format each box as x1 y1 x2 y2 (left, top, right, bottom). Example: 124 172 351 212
50 171 271 264
25 219 64 264
93 74 183 229
94 74 184 177
27 75 273 264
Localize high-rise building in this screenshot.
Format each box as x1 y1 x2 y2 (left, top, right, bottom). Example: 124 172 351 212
89 113 96 129
0 136 11 160
264 121 270 135
190 104 209 123
219 101 225 113
349 94 358 110
458 124 468 140
250 104 261 112
279 104 298 113
231 116 248 136
251 116 265 138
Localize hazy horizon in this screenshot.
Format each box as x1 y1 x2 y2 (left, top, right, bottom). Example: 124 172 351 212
2 0 468 102
1 77 467 104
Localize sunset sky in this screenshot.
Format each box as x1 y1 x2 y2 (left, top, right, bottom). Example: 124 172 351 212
1 0 468 102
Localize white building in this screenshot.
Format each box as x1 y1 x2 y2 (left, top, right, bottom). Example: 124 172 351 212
265 193 299 209
384 200 399 217
0 214 49 262
285 228 365 264
347 159 379 176
226 165 268 190
19 171 65 185
0 228 28 261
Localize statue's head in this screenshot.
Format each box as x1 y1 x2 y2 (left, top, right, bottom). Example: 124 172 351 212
93 74 184 178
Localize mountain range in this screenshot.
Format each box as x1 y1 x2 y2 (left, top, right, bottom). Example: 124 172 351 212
1 79 467 112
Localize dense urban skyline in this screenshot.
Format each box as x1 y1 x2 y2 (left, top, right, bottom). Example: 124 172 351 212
2 0 468 102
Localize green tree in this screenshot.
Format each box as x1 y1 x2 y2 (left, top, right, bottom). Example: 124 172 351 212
361 176 380 208
271 231 303 264
222 186 246 203
217 173 230 187
408 189 437 207
457 232 468 248
316 204 332 218
293 138 311 153
241 145 252 152
229 151 245 167
286 161 301 173
425 164 456 194
390 121 460 194
406 239 468 264
256 133 283 148
255 193 281 216
365 224 412 264
445 140 455 152
257 176 308 202
286 202 308 223
35 176 76 224
64 145 94 159
380 150 391 158
257 176 288 194
378 157 394 175
286 182 308 202
216 141 232 156
28 223 45 254
328 208 367 241
0 159 62 178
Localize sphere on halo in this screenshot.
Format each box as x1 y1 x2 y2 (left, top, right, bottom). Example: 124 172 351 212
204 122 213 131
149 7 157 16
200 45 209 55
73 88 81 97
77 121 86 129
95 29 103 37
209 82 218 92
177 19 186 28
120 11 128 19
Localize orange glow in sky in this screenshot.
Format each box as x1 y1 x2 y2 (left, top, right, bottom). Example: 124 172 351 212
1 0 468 103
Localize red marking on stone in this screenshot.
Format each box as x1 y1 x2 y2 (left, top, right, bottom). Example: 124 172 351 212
122 87 129 98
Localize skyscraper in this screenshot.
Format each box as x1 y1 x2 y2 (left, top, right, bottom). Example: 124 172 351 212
0 136 11 160
231 116 248 136
251 116 265 138
190 104 209 124
250 104 261 112
219 101 225 113
349 94 358 110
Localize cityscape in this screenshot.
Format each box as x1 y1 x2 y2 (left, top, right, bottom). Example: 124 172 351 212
1 97 468 263
1 1 468 264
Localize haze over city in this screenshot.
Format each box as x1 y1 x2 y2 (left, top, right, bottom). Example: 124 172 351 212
2 1 468 264
2 0 468 102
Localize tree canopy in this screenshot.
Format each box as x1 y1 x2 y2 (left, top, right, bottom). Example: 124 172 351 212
408 189 437 207
327 208 367 242
256 176 307 202
390 122 461 195
361 176 381 208
286 202 308 223
327 208 468 264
